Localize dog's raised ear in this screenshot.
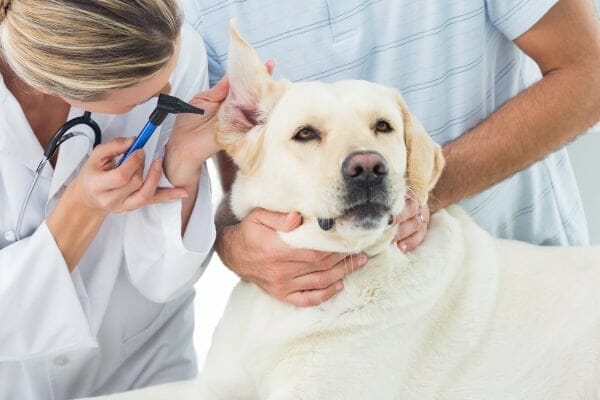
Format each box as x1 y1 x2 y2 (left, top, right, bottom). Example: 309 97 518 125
216 21 289 171
395 93 445 204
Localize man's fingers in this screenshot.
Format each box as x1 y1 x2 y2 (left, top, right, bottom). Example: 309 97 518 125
395 196 419 223
252 208 302 232
291 254 367 292
394 215 421 243
288 250 354 276
397 226 428 253
265 59 276 75
285 281 344 308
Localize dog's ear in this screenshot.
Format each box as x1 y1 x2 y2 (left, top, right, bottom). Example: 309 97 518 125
216 21 289 171
395 93 445 204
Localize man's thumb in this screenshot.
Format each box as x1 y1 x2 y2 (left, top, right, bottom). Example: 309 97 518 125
255 209 302 232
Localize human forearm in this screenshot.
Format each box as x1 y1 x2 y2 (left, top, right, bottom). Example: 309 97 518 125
431 65 600 212
163 160 202 235
430 0 600 212
46 185 106 271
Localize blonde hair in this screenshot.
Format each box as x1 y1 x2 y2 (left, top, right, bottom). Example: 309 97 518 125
0 0 182 100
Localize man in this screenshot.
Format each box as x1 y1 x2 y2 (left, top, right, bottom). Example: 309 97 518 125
183 0 600 306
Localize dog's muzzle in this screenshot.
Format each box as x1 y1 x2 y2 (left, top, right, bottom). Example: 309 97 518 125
318 151 392 231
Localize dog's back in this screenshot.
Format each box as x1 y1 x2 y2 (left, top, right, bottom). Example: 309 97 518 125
198 207 600 399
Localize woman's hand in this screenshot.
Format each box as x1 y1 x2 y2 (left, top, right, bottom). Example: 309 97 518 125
393 196 430 253
67 137 188 216
163 77 230 190
164 60 276 190
47 137 187 270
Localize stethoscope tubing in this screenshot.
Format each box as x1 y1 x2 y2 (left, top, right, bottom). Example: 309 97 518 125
15 112 102 241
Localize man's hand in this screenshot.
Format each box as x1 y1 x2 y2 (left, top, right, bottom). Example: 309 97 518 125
393 196 430 253
216 208 368 307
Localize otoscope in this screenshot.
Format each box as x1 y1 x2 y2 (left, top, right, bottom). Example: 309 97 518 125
116 94 205 167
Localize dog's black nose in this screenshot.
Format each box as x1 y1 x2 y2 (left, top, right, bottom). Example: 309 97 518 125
342 151 388 185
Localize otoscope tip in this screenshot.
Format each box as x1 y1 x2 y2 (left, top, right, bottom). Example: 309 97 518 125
157 93 204 115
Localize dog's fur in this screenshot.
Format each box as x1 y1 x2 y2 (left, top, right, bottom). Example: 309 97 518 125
199 25 600 400
90 25 600 400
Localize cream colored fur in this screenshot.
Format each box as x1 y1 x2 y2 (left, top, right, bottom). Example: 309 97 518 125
89 24 600 400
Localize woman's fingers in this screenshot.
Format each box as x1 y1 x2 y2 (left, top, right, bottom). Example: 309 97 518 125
93 149 145 191
91 137 134 167
121 159 188 210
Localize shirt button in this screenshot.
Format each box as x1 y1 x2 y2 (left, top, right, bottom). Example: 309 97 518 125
4 231 16 242
53 355 69 366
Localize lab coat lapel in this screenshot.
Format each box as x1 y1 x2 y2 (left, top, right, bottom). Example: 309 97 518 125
46 131 90 204
0 75 53 178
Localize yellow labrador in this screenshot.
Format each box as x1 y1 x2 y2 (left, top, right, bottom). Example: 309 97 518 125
89 24 600 400
200 24 600 400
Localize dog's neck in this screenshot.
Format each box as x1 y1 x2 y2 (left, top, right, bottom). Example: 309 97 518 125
318 209 467 324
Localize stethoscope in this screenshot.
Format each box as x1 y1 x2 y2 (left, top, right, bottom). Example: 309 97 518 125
15 111 101 240
14 94 204 241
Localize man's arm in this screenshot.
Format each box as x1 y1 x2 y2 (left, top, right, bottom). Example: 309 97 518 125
430 0 600 211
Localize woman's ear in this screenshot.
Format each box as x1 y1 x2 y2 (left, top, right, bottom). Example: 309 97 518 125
215 21 289 171
395 92 445 204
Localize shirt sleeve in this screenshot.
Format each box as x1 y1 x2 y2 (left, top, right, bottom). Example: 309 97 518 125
0 222 96 361
486 0 559 40
122 23 216 303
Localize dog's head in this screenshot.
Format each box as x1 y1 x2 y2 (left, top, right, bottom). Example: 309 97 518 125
216 24 444 253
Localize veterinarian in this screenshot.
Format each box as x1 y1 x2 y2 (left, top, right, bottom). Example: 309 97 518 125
183 0 600 306
0 1 224 398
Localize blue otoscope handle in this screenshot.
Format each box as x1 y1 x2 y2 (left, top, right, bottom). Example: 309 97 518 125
116 121 157 167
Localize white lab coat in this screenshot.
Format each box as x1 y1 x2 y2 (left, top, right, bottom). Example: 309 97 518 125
0 24 215 399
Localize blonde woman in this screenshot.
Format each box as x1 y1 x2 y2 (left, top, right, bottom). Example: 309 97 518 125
0 1 225 398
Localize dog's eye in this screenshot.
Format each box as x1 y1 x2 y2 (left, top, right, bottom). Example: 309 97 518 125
293 126 321 142
374 119 393 133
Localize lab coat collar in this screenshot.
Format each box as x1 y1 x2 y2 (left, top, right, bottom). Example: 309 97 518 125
0 74 52 177
0 74 119 202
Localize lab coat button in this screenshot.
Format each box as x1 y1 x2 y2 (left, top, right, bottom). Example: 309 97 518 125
4 231 16 242
53 355 69 366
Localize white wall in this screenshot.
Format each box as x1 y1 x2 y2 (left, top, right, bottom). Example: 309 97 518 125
193 162 237 367
568 127 600 244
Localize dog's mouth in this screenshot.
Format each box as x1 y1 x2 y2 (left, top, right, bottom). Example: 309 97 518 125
318 202 393 231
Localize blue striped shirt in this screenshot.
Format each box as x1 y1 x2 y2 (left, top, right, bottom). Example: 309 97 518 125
183 0 589 245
